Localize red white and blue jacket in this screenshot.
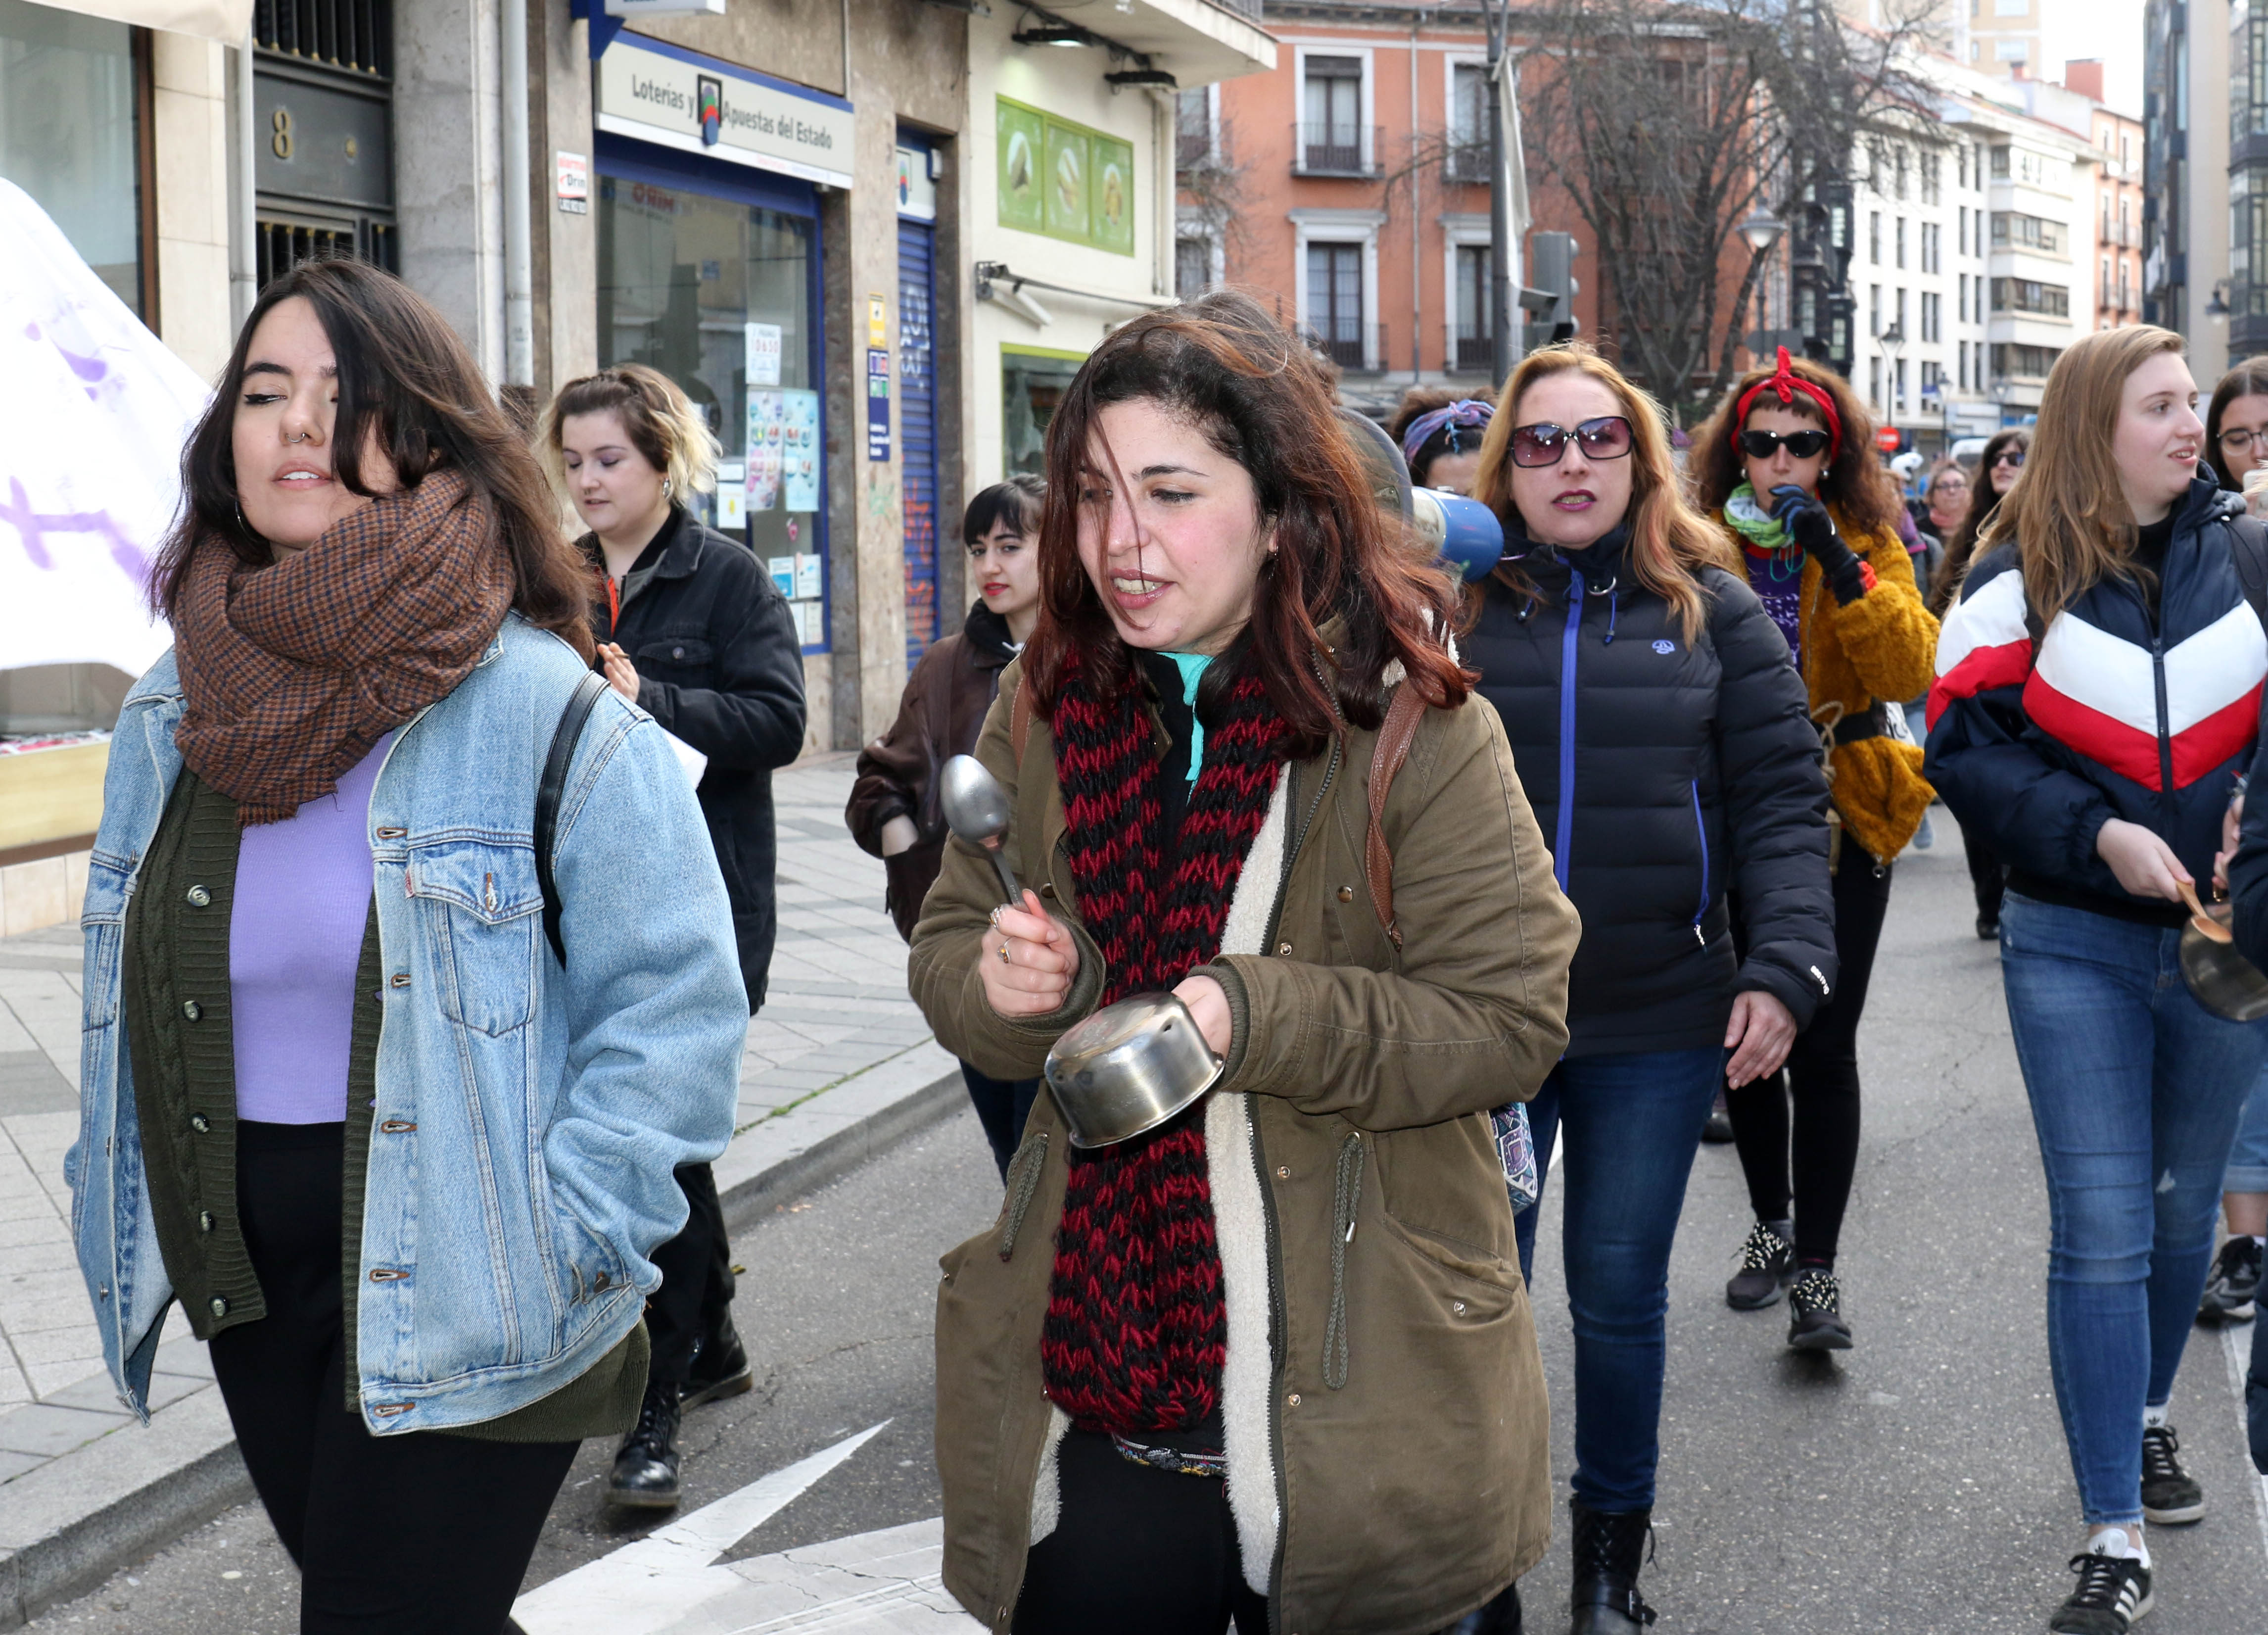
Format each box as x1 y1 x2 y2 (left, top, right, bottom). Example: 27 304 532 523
1923 479 2267 914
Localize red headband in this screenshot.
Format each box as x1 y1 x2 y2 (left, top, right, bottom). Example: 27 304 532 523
1732 347 1843 461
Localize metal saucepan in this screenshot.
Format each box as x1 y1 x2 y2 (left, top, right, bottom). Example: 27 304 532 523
1044 991 1225 1149
2180 903 2268 1022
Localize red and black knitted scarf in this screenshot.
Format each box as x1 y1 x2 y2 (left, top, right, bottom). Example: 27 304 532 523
1040 650 1285 1436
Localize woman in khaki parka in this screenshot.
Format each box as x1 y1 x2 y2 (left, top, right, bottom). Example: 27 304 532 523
908 293 1579 1635
1690 350 1940 1348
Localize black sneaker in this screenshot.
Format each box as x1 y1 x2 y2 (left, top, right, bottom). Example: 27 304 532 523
1786 1268 1853 1350
683 1316 754 1409
607 1379 684 1509
2049 1532 2152 1634
2140 1424 2204 1524
1725 1220 1794 1310
2198 1236 2263 1326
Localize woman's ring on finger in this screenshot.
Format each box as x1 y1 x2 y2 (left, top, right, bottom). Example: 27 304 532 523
996 941 1011 965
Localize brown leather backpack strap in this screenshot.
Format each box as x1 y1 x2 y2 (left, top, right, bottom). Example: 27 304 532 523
1010 673 1034 765
1364 682 1428 950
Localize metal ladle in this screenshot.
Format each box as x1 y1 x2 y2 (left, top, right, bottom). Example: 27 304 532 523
939 754 1023 909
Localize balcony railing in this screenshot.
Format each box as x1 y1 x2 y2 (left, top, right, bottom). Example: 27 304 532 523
1294 123 1382 177
1454 328 1494 373
1206 0 1262 19
1306 322 1388 372
1444 139 1490 186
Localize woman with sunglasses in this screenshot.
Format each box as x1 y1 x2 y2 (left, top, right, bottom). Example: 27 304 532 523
1465 343 1834 1634
2194 360 2268 1333
1690 349 1938 1351
1928 427 2031 938
1387 385 1495 494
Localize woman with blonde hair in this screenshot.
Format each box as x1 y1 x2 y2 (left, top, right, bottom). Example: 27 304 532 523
1929 326 2268 1633
544 364 808 1508
911 290 1578 1634
1465 342 1835 1633
1689 350 1938 1352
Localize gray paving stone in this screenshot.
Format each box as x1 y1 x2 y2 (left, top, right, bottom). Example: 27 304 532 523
0 1402 128 1458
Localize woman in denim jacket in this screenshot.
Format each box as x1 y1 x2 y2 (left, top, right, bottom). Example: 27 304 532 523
63 260 747 1632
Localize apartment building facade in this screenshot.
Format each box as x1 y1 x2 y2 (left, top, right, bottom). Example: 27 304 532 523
1191 0 1590 411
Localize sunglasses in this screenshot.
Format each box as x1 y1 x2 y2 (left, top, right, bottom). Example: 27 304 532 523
1510 416 1635 468
1993 449 2026 468
1737 429 1833 460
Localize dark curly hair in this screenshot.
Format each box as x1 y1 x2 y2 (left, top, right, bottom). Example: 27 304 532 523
1688 353 1903 540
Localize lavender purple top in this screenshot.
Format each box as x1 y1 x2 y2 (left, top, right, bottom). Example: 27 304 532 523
229 735 392 1124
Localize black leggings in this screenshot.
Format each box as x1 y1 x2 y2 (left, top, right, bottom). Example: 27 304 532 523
645 1160 737 1386
1963 823 2006 924
208 1121 576 1635
1726 858 1894 1268
1015 1430 1268 1635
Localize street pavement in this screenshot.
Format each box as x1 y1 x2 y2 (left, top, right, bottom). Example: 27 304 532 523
22 811 2268 1632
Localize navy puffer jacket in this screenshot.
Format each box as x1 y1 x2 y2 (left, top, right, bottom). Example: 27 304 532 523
1465 528 1837 1056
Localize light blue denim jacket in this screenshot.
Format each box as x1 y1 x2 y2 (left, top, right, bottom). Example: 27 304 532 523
64 617 748 1434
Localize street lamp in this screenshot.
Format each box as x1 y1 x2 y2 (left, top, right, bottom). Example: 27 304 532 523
2208 280 2233 322
1878 323 1905 426
1738 209 1787 255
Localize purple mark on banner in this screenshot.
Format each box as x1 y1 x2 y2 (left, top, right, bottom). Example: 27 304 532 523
0 476 146 581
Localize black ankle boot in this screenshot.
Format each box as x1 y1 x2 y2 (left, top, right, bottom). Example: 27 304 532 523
1568 1501 1656 1633
607 1379 684 1509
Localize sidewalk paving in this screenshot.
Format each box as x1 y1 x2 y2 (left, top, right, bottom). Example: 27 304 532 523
0 750 965 1626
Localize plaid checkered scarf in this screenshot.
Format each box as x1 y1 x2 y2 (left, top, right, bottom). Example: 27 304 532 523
171 469 514 825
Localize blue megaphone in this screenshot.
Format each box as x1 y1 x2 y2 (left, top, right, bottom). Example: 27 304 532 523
1411 488 1504 584
1333 407 1504 583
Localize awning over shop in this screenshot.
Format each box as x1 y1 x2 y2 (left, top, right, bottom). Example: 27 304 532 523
37 0 253 46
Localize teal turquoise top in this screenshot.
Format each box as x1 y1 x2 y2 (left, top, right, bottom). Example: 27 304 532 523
1164 652 1211 784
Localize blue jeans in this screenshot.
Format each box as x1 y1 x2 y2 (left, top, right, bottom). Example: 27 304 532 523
2225 1064 2268 1194
1513 1046 1723 1514
1999 892 2268 1525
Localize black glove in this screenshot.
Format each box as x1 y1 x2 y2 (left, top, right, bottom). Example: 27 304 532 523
1769 485 1868 603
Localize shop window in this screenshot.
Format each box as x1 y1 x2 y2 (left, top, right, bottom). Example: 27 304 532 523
0 0 142 315
1003 348 1086 479
598 172 826 645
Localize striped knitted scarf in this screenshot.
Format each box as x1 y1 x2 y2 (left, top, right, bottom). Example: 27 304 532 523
1041 649 1284 1436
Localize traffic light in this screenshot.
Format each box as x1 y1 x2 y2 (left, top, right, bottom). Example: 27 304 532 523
1525 231 1579 350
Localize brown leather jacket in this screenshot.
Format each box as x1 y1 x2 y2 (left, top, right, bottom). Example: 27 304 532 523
845 602 1020 939
908 653 1580 1635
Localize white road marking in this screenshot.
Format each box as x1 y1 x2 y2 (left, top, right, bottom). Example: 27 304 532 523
512 1421 891 1635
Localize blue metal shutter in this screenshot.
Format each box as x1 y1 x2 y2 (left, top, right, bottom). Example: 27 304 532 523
898 217 940 668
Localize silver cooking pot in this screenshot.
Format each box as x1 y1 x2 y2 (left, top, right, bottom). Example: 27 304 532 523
1044 991 1225 1149
2180 904 2268 1022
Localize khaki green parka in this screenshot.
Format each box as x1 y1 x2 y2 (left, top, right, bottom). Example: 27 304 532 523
908 653 1581 1635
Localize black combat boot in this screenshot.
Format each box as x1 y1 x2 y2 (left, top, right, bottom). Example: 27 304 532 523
606 1378 684 1508
1568 1501 1656 1633
683 1316 753 1409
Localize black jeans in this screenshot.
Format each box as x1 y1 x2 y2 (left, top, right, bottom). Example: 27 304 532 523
645 1161 737 1386
1016 1430 1269 1635
209 1122 576 1635
961 1061 1043 1180
1963 822 2006 924
1726 858 1894 1267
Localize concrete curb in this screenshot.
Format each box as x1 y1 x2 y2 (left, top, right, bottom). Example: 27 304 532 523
0 1044 967 1629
